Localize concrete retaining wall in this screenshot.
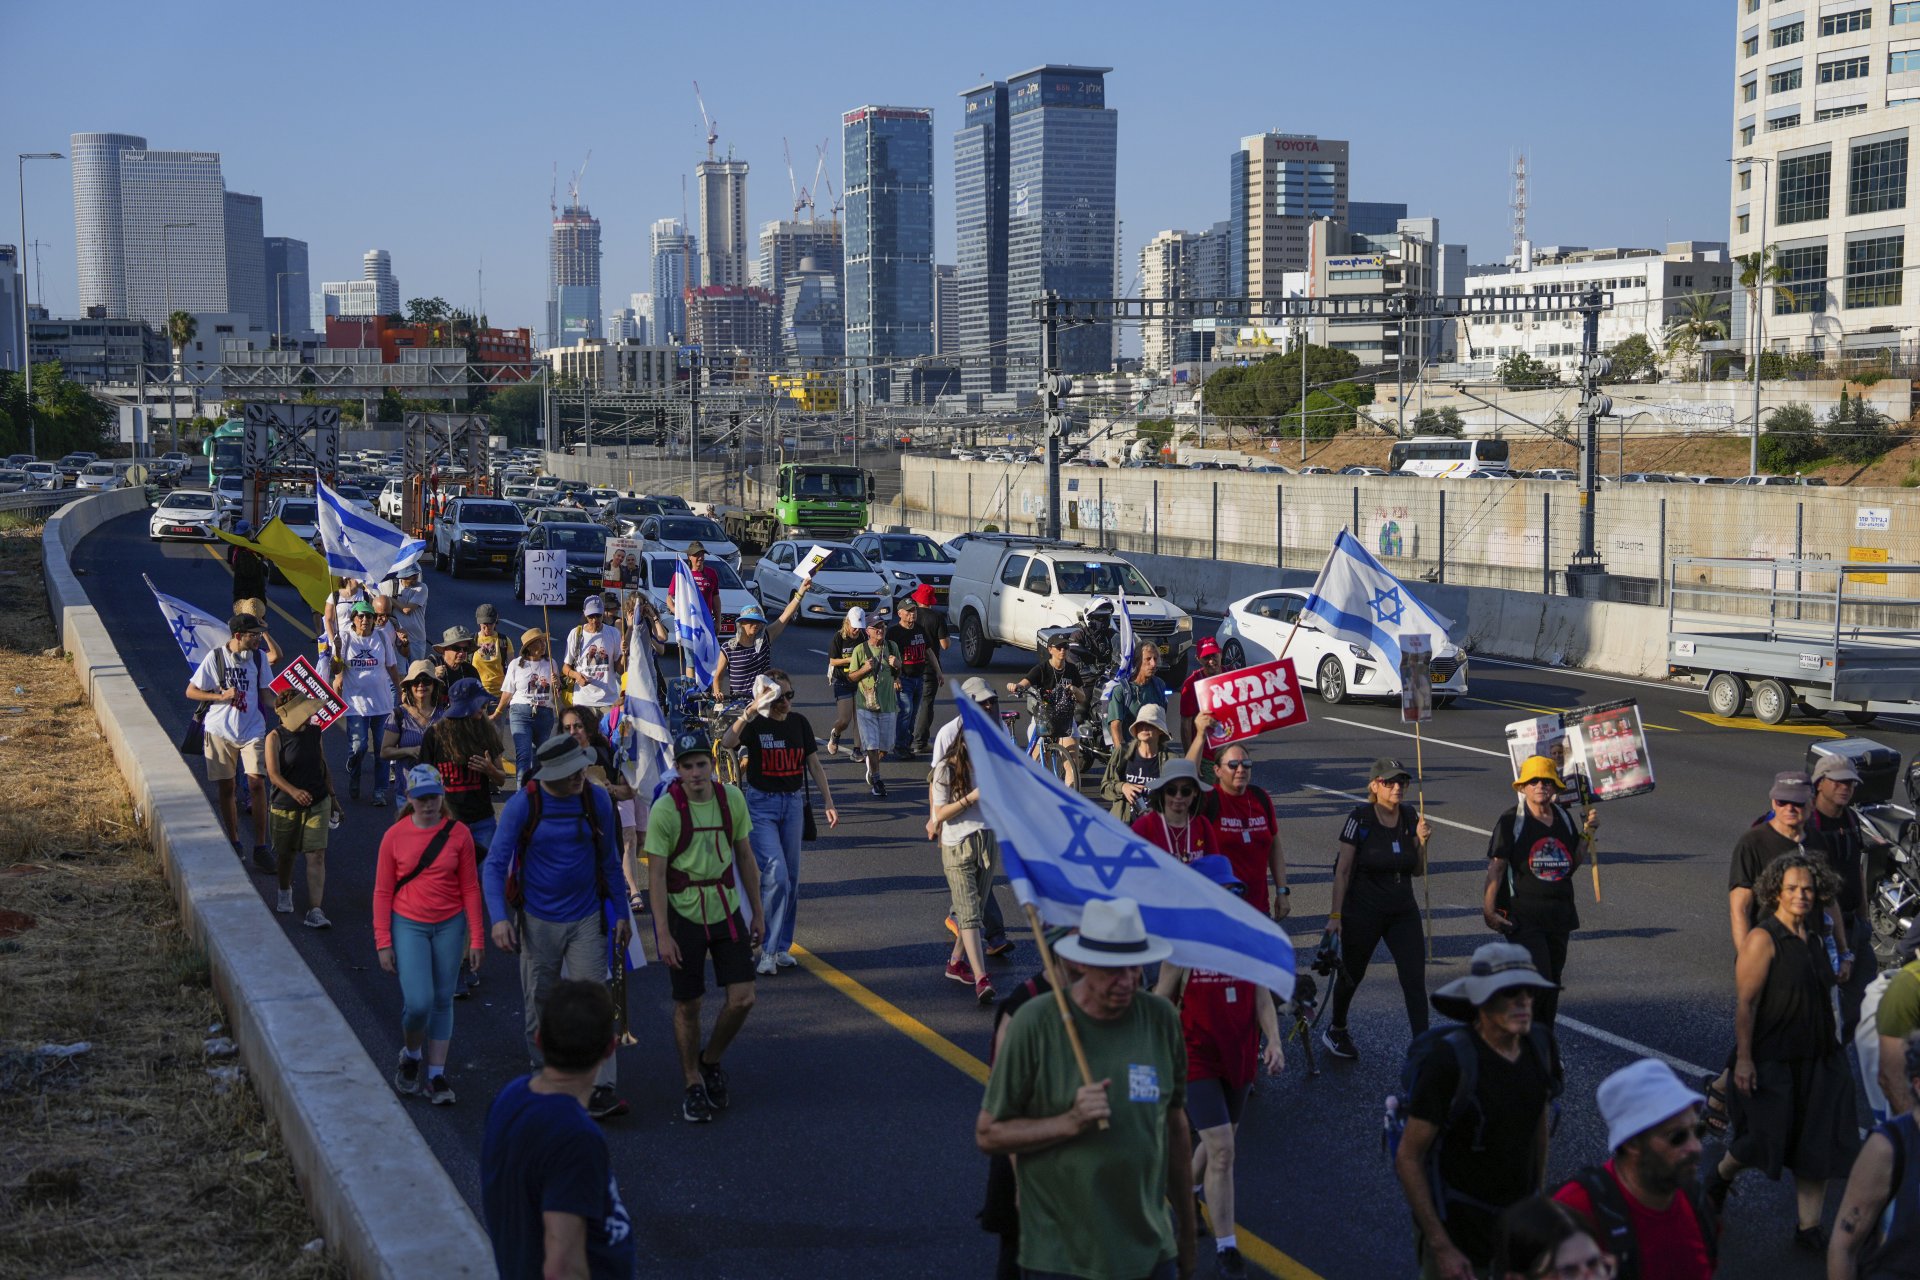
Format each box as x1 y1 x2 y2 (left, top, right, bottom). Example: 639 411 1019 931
42 490 492 1280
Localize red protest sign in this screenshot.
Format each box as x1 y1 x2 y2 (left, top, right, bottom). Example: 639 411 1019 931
270 655 347 730
1196 657 1309 747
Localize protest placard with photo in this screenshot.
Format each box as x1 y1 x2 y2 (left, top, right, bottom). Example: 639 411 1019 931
1196 657 1309 747
1399 634 1433 724
603 538 642 591
1503 698 1655 803
270 654 347 729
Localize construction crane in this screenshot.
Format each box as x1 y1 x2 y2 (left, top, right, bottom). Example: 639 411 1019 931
782 138 812 220
814 139 843 223
568 150 592 209
808 146 827 224
693 80 717 161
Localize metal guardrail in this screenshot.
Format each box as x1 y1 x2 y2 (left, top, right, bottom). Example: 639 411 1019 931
0 487 79 514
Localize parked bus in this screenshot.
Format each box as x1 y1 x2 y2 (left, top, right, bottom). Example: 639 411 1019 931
1387 436 1511 477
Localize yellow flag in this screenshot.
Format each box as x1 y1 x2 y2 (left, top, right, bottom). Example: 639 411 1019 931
216 519 334 614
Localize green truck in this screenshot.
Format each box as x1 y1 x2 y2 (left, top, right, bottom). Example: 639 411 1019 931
721 462 874 551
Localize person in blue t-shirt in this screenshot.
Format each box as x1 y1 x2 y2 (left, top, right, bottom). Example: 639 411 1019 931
481 980 634 1279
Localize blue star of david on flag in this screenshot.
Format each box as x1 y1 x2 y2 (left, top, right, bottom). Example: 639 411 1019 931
144 575 229 669
1056 807 1162 890
1298 529 1455 668
1369 586 1404 626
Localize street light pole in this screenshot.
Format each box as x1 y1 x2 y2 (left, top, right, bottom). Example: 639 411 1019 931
163 221 197 449
1731 155 1773 478
17 151 64 458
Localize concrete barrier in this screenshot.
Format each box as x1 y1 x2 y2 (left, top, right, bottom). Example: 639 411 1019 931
43 490 493 1280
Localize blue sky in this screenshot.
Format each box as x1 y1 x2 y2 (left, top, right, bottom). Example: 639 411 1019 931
10 0 1730 336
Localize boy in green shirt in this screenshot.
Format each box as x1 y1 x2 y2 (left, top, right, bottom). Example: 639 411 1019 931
645 733 763 1124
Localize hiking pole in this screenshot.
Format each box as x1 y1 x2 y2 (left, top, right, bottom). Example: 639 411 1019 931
1024 903 1108 1131
1417 719 1431 961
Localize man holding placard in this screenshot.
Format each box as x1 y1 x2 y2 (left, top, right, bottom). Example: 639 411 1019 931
1484 755 1597 1037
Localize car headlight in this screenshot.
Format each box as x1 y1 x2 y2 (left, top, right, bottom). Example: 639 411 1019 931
460 531 476 543
1176 616 1193 632
891 570 917 582
1348 644 1369 659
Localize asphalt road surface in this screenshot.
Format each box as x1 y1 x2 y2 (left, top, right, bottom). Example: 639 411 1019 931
89 509 1920 1279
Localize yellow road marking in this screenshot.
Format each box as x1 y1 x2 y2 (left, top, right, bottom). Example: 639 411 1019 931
201 544 318 638
1680 710 1845 738
789 944 1325 1280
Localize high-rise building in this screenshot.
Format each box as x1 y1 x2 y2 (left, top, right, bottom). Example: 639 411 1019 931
684 285 778 381
607 307 646 343
955 81 1010 394
844 105 935 401
1140 229 1204 372
222 191 268 327
1349 201 1409 238
1004 66 1118 378
1190 220 1234 297
262 236 309 342
0 245 21 372
630 291 655 338
933 263 958 355
119 149 229 326
650 219 698 341
70 131 146 317
697 159 750 289
1726 9 1920 360
548 205 601 345
321 280 379 318
1230 133 1349 298
758 219 843 331
782 255 845 367
363 248 400 316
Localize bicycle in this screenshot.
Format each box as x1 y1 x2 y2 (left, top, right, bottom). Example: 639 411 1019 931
1022 690 1078 786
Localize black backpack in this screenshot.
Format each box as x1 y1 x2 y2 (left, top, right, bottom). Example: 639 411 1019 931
1565 1165 1718 1279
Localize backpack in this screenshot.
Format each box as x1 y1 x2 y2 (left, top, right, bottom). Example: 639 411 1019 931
659 778 744 937
502 780 609 912
1861 963 1920 1123
1566 1164 1718 1279
1201 784 1277 841
1494 804 1575 909
1384 1025 1561 1221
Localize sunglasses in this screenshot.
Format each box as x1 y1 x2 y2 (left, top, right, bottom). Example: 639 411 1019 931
1164 785 1199 798
1774 799 1806 811
1654 1122 1709 1146
1219 759 1252 770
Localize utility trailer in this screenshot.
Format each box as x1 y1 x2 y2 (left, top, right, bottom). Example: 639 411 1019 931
1666 556 1920 727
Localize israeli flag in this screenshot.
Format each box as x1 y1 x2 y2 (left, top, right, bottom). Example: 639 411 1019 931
145 575 229 668
1300 528 1453 668
955 690 1294 996
622 620 673 799
1093 594 1137 704
670 559 721 688
316 479 426 586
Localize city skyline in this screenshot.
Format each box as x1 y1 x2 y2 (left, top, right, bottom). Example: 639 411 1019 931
8 2 1728 343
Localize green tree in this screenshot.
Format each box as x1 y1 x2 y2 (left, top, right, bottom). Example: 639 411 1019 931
1410 406 1464 437
1133 418 1175 449
405 296 453 326
1757 402 1822 472
1199 345 1365 430
1662 292 1728 381
1821 390 1892 464
0 363 113 459
1735 247 1799 375
478 383 543 445
1495 351 1560 389
1607 333 1659 383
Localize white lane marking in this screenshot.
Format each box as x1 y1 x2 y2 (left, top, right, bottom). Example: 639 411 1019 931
1291 781 1715 1080
1470 654 1688 695
809 648 829 656
1320 715 1510 760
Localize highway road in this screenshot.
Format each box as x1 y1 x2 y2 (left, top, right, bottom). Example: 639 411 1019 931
86 509 1920 1279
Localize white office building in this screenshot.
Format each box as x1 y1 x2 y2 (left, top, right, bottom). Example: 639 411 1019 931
1731 1 1920 358
539 339 676 391
363 249 400 316
1462 242 1732 376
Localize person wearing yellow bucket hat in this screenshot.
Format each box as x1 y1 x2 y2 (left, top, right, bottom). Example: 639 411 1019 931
1484 754 1599 1035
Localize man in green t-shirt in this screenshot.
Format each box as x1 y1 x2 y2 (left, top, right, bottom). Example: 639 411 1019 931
646 732 763 1125
977 897 1197 1280
844 612 901 798
1876 926 1920 1116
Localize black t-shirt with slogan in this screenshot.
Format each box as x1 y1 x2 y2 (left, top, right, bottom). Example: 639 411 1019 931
1489 805 1581 933
741 712 818 794
888 618 938 675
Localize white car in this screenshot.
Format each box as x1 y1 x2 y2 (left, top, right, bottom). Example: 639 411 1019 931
22 462 59 489
266 494 320 545
149 489 228 541
214 473 247 515
850 530 956 605
751 540 890 623
378 478 405 521
76 460 134 491
1213 587 1468 707
332 483 376 518
637 551 755 646
582 487 619 514
639 514 740 571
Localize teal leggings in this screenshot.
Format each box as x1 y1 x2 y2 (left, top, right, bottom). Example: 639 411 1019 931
392 911 467 1042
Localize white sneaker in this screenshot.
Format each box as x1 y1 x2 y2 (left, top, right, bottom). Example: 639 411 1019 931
755 951 779 977
775 951 798 969
275 889 294 914
303 908 331 929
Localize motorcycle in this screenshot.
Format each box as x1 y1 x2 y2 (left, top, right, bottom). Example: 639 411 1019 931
1864 762 1920 965
1032 602 1126 778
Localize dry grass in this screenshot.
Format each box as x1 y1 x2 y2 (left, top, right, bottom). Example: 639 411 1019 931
0 526 343 1280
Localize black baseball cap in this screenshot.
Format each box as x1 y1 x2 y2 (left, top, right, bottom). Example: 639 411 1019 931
1370 757 1412 783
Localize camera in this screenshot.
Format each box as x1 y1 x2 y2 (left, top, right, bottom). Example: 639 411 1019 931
1310 930 1343 979
1281 971 1318 1021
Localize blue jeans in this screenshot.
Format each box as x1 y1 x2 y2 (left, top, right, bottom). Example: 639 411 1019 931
745 784 804 955
508 704 554 782
895 674 924 754
345 713 384 795
392 911 467 1042
466 815 497 861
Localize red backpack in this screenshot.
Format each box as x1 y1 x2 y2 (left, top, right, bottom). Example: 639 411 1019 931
502 780 609 911
660 779 742 937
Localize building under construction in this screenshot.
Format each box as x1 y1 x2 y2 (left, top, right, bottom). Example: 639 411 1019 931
549 202 602 346
685 284 778 383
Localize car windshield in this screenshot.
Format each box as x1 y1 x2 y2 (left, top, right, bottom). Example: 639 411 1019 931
879 536 948 563
1052 560 1152 597
83 463 114 475
610 498 652 516
334 486 365 500
650 558 743 588
658 517 722 541
815 548 869 573
218 477 243 493
461 502 523 525
795 470 865 499
548 527 606 554
277 502 317 523
163 492 216 510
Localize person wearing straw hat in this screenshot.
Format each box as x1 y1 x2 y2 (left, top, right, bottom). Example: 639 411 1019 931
1394 941 1559 1280
383 659 446 811
1552 1059 1716 1280
1483 754 1598 1033
978 897 1196 1280
333 600 403 805
493 628 559 782
264 692 337 926
1323 757 1435 1063
1101 702 1185 821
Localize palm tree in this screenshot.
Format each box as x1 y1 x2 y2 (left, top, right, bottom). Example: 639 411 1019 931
1734 248 1799 379
1662 292 1730 381
166 310 197 450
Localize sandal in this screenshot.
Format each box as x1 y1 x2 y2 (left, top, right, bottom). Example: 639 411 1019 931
1700 1073 1731 1136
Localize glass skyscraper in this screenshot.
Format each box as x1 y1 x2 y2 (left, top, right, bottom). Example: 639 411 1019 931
223 191 269 327
650 218 698 343
843 105 934 402
119 149 228 326
549 206 601 345
954 82 1009 395
71 132 146 318
263 237 309 341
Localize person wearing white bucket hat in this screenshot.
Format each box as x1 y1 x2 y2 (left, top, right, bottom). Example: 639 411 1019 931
978 897 1195 1280
1551 1059 1715 1280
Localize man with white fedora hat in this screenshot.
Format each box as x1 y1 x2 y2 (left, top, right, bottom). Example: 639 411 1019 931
1395 940 1558 1280
1553 1059 1716 1280
978 897 1196 1280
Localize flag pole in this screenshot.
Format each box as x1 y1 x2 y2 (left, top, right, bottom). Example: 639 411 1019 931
1023 902 1108 1132
1583 778 1600 903
1416 719 1432 961
1279 530 1346 661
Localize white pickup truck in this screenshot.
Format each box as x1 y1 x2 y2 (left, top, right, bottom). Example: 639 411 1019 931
945 534 1195 679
